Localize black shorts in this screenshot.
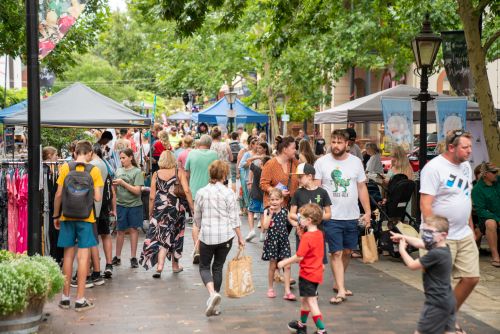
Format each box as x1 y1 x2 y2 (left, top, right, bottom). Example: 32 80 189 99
417 303 456 334
97 216 111 235
299 277 319 297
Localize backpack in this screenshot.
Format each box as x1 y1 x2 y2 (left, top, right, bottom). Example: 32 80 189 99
229 141 241 162
62 162 95 219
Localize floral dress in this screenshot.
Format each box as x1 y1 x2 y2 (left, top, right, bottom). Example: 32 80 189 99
262 208 291 261
140 174 187 270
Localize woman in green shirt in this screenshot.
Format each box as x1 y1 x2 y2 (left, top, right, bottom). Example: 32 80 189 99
112 148 145 268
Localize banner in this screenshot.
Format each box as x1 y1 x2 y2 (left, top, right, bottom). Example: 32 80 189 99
436 98 467 142
39 0 87 59
441 31 474 96
381 98 413 152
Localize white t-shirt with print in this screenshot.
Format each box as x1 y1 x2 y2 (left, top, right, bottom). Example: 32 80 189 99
314 153 366 220
420 155 473 240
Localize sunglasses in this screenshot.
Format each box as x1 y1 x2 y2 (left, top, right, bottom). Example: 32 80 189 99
449 129 469 144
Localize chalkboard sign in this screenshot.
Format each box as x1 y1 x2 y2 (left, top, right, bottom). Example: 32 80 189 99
441 31 474 96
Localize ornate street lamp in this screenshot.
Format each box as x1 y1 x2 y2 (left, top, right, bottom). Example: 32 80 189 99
412 14 441 172
225 88 238 132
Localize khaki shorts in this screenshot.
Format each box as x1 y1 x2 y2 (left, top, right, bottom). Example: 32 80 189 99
447 234 480 279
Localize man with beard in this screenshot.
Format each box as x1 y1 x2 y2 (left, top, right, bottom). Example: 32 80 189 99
313 129 371 305
420 130 478 334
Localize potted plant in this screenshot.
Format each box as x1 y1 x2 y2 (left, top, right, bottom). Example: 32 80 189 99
0 250 64 333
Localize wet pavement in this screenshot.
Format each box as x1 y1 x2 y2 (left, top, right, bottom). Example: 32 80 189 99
39 222 500 334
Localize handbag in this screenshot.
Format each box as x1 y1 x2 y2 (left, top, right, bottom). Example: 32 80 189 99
173 167 186 199
225 246 255 298
361 227 379 264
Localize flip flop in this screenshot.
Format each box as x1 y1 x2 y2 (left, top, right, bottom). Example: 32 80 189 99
329 295 346 305
173 267 184 273
333 288 353 296
152 271 162 279
491 260 500 268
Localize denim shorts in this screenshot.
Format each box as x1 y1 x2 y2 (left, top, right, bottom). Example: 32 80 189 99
324 219 359 253
57 221 97 249
248 198 264 213
230 163 237 183
117 205 143 231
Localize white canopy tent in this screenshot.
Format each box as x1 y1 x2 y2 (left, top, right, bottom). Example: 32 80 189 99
314 85 498 124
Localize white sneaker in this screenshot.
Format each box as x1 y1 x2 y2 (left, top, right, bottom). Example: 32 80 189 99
259 231 266 242
205 293 221 317
245 230 256 242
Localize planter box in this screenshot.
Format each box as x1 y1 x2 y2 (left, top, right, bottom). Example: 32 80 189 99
0 300 44 334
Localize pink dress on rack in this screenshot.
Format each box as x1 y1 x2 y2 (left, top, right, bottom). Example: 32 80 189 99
16 172 28 253
6 172 18 253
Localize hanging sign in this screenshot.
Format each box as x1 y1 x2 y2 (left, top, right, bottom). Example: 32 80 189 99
441 31 474 96
435 98 467 142
39 0 87 59
381 97 413 152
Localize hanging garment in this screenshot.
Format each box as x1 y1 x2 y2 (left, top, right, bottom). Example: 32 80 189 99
6 170 18 253
0 170 8 250
43 166 51 256
16 171 28 253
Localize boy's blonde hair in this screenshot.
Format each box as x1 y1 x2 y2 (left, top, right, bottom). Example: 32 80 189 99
425 215 449 233
299 203 322 226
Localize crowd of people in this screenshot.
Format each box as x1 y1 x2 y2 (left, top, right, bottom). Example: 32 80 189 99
45 122 499 334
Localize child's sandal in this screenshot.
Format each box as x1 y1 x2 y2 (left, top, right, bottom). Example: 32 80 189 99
267 288 276 298
283 292 296 301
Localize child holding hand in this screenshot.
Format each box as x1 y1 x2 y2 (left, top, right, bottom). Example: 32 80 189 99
279 203 327 334
390 215 456 334
262 188 295 301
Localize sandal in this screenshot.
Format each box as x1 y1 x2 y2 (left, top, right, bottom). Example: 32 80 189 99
152 271 162 279
267 288 277 298
491 260 500 268
329 295 346 305
283 292 297 301
333 288 353 296
173 266 184 273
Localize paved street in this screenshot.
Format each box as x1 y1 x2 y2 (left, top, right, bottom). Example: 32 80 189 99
39 221 500 334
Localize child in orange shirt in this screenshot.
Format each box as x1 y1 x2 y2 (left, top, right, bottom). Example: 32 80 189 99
279 203 326 334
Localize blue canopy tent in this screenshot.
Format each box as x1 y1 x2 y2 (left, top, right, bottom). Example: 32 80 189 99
167 111 192 121
0 101 28 122
194 98 268 124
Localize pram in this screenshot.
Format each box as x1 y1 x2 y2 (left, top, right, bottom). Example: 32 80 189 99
366 174 419 258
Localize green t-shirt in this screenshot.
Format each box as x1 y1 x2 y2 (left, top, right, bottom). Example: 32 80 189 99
115 166 144 207
185 149 218 199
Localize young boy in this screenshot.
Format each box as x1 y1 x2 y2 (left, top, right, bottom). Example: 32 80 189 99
390 216 456 334
279 203 327 334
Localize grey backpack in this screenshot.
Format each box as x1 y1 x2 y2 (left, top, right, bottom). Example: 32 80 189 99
62 162 95 219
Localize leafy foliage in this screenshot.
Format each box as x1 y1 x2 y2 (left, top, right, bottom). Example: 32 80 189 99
0 251 64 316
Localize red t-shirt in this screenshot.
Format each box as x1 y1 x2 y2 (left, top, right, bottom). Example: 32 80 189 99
296 230 324 283
153 141 167 158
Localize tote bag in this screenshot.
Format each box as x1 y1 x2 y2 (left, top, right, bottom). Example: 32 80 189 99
361 228 379 264
225 247 255 298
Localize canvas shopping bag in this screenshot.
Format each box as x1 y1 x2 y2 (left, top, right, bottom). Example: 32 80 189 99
225 246 255 298
361 228 379 264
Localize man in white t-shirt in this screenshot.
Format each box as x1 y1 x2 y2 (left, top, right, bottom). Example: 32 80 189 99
420 129 478 332
314 129 371 305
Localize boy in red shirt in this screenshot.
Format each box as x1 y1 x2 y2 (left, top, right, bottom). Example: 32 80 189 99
279 203 326 334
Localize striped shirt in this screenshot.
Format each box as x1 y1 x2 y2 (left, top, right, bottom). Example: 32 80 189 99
194 182 241 245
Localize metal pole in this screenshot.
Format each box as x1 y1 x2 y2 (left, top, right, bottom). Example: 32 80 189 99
229 103 234 133
26 0 42 255
418 66 429 172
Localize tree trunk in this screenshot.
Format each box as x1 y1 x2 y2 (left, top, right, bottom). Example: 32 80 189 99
457 0 500 164
263 60 280 141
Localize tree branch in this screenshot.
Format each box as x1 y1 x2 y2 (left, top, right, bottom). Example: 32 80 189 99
484 30 500 52
477 0 491 14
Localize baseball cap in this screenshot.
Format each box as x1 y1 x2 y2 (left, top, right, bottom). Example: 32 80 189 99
292 163 316 175
345 128 357 141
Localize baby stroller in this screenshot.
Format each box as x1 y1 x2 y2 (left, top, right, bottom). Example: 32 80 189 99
373 174 419 258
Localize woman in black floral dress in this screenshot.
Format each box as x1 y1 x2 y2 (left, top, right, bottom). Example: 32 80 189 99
140 151 194 277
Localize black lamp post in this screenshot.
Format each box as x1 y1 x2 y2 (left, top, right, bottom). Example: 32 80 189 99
225 88 237 133
412 14 442 172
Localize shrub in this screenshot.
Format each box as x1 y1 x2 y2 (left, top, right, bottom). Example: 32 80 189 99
0 251 64 316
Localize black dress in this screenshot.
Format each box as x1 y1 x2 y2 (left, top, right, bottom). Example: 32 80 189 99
262 208 291 261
